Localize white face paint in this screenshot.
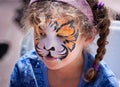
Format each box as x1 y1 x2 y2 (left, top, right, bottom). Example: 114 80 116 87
34 16 85 70
35 20 68 59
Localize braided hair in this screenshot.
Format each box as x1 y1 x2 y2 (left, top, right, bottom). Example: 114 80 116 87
84 0 110 82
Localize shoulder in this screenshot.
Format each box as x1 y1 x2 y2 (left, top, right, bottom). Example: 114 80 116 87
83 52 119 87
10 50 46 87
95 61 119 87
17 50 43 66
11 50 46 78
15 50 45 74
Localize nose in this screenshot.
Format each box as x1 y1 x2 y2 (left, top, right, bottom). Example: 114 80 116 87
44 46 55 51
49 47 55 51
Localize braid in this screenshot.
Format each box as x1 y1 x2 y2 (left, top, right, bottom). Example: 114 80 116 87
84 0 110 82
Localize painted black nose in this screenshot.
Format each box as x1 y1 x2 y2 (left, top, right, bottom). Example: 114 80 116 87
49 47 55 51
44 46 55 51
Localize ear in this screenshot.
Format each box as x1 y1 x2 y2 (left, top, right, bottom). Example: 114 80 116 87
84 28 97 46
84 36 94 47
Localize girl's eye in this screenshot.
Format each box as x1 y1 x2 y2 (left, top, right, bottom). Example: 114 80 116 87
57 34 66 39
40 32 46 38
56 24 74 37
35 33 46 40
40 33 46 37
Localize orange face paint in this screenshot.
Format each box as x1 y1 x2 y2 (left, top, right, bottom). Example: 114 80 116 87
33 16 79 61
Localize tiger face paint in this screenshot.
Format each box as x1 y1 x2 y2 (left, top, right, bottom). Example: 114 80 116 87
56 19 79 52
33 16 84 69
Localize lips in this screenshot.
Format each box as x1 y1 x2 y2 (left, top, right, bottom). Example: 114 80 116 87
45 51 58 60
45 56 57 60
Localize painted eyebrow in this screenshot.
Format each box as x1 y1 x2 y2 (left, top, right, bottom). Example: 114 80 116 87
56 20 74 32
37 24 45 31
38 26 43 30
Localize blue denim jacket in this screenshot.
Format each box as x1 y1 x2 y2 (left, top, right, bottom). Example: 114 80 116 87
9 50 119 87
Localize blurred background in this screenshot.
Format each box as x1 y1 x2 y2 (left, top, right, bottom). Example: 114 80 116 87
0 0 120 87
0 0 24 87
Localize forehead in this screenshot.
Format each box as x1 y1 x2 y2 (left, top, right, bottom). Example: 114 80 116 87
34 15 79 37
33 14 81 36
35 14 78 26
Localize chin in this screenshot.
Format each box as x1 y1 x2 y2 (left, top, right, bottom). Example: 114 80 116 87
45 62 64 70
43 56 73 70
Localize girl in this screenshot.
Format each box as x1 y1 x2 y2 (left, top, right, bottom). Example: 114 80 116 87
9 0 119 87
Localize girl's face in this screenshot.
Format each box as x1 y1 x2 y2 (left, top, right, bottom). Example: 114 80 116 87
33 16 87 70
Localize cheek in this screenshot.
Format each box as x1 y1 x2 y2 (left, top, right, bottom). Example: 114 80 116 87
64 34 83 56
34 34 45 53
35 41 44 48
64 41 82 61
64 41 76 52
34 30 40 46
63 31 79 52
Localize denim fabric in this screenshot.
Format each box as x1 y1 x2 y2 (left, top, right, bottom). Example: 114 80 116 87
9 50 119 87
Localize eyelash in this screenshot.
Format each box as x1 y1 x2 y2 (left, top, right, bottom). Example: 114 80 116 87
56 34 66 39
35 32 46 40
40 32 46 37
